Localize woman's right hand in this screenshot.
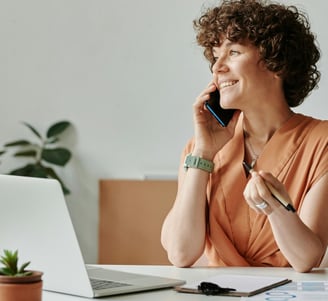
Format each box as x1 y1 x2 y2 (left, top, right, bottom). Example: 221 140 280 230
192 82 239 159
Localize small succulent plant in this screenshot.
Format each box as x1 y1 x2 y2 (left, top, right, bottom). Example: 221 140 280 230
0 249 32 277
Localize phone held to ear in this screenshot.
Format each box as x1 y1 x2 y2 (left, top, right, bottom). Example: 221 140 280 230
205 89 236 127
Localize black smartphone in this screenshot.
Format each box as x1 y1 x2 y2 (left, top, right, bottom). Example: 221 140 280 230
205 89 236 127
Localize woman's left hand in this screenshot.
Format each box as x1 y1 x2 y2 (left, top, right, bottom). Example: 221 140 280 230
243 170 292 215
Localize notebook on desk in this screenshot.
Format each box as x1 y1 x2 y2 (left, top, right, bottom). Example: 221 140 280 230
0 174 185 298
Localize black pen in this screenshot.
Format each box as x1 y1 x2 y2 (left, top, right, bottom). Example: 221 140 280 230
243 161 296 212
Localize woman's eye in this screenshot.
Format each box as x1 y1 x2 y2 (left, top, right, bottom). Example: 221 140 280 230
211 56 218 66
230 50 240 56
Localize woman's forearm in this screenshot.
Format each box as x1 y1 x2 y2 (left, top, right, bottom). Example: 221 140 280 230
161 167 209 267
269 207 325 272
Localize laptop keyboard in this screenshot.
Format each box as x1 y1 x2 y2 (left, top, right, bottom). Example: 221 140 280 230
90 278 132 290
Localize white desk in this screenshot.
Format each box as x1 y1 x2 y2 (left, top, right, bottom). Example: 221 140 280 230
43 265 328 300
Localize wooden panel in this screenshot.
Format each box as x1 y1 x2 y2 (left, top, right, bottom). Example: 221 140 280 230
98 180 177 265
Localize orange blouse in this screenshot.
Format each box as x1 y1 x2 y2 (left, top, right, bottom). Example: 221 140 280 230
180 113 328 267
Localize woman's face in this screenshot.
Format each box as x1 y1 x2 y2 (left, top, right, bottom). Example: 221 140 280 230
211 39 280 110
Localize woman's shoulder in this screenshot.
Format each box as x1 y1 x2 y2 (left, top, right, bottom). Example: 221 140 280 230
294 113 327 137
307 116 328 138
297 115 327 157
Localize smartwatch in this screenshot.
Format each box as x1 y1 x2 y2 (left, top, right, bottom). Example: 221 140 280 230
184 153 214 173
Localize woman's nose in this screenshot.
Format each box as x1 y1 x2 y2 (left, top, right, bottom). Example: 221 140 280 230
212 56 228 73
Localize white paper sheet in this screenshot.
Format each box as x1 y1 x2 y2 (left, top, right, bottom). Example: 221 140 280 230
241 281 328 300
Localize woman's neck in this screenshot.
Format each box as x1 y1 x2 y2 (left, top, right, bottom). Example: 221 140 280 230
242 108 295 168
243 108 295 144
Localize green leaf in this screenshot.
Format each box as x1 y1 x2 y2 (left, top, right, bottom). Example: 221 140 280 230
47 121 71 138
18 261 30 274
62 186 70 195
22 122 42 140
28 164 49 178
44 166 70 195
9 164 47 177
42 148 71 166
16 271 33 277
13 150 37 157
9 164 34 176
45 137 59 145
4 140 32 147
0 267 12 275
0 150 5 156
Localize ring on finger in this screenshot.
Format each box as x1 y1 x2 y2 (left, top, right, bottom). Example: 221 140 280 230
255 201 268 210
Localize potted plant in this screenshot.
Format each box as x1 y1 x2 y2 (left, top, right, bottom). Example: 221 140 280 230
0 249 43 301
0 120 72 194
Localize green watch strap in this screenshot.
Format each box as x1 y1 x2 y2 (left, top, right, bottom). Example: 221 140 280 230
184 153 214 173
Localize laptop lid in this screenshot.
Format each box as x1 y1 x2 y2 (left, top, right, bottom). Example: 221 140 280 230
0 175 184 298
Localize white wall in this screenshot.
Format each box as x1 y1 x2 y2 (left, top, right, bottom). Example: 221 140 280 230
1 0 327 263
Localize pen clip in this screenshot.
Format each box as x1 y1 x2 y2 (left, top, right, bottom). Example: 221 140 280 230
243 161 253 175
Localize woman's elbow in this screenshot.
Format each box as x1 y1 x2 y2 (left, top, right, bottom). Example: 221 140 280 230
291 252 324 273
292 264 313 273
160 227 205 267
166 250 198 268
162 241 200 267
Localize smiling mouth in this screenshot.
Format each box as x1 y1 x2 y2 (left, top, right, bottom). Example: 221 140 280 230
219 80 238 90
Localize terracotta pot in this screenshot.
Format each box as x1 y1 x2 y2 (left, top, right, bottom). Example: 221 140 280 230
0 271 43 301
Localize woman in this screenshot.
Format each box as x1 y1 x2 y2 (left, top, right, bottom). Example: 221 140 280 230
161 0 328 272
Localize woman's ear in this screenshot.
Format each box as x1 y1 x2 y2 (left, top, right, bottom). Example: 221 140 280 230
273 72 282 79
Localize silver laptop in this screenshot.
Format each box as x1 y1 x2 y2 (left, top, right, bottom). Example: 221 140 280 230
0 174 185 298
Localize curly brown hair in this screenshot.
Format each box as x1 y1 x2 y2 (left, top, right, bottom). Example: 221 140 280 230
193 0 321 107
